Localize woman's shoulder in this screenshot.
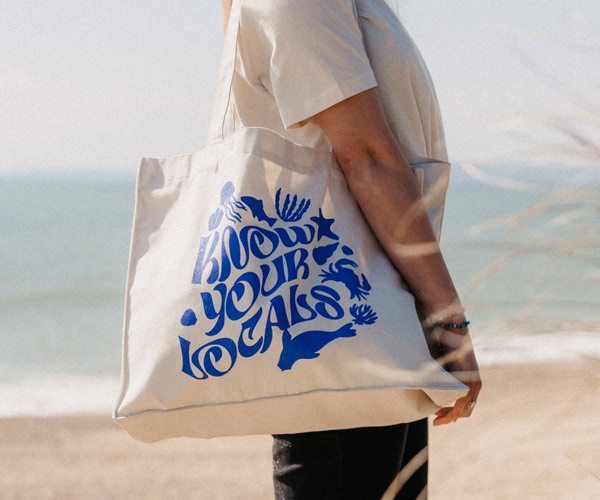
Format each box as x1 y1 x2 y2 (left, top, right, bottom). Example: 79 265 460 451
242 0 358 30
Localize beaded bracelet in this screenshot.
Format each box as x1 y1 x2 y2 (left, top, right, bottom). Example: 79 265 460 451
422 307 466 328
428 320 471 346
434 321 470 329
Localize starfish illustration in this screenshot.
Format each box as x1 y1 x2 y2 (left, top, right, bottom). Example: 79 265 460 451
310 208 339 241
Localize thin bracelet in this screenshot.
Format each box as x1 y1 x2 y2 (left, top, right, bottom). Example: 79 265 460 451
422 307 465 328
434 321 470 329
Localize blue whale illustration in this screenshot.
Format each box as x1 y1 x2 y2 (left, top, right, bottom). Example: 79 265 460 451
241 196 278 227
277 322 357 371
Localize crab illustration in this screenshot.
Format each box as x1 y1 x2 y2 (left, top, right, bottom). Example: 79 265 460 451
219 181 247 223
318 258 371 301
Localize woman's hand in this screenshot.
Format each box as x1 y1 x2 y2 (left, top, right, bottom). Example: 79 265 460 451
428 325 482 426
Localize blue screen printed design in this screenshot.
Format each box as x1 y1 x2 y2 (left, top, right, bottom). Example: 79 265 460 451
275 189 311 222
319 258 371 301
208 181 247 225
312 242 339 266
240 196 278 227
180 309 198 327
350 304 378 325
179 184 378 379
278 322 356 371
310 208 339 241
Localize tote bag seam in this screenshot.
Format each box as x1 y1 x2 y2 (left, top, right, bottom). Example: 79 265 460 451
115 380 466 420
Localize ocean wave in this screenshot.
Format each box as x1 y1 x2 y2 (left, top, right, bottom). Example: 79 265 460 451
0 375 120 417
473 330 600 366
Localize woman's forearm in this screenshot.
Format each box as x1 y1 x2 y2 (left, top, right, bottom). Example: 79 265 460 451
313 86 480 422
339 148 461 317
312 87 462 317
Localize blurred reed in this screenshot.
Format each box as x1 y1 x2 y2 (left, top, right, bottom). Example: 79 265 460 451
452 12 600 346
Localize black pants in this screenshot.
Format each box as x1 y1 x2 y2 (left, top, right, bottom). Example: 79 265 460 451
272 418 428 500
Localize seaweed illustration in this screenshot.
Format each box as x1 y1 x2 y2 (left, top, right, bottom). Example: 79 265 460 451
349 304 378 325
275 189 311 222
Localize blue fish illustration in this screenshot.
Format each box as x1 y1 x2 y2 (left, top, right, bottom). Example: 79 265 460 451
277 322 357 371
240 196 278 227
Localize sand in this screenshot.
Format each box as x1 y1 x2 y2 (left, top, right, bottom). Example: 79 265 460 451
2 360 599 500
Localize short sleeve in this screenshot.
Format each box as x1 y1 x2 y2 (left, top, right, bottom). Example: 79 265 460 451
243 0 378 129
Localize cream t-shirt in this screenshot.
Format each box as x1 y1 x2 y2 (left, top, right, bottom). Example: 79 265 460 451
232 0 448 163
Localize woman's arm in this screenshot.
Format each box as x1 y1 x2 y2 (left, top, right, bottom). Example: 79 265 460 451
312 86 482 425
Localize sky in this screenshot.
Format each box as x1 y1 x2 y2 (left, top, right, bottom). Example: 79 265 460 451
1 0 599 174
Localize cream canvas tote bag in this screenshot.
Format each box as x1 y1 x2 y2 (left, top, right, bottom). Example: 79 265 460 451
113 0 467 442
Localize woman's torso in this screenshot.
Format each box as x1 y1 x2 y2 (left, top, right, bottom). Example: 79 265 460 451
231 0 448 163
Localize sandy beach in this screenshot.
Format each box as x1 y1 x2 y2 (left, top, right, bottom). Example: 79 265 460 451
2 360 599 500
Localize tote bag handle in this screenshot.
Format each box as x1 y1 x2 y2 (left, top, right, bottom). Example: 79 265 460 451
206 0 243 145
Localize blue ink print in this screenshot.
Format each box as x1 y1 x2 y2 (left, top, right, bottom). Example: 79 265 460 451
220 182 247 223
312 242 339 266
181 309 198 326
275 189 311 222
241 196 278 227
277 322 357 371
319 258 371 301
184 185 379 380
208 208 224 230
310 208 339 241
350 304 378 325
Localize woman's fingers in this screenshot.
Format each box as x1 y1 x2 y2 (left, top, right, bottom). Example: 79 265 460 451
449 394 472 421
427 329 482 426
432 399 469 426
433 381 481 426
433 406 452 418
432 406 453 425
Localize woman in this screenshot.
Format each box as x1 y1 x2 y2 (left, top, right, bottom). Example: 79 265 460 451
220 0 482 498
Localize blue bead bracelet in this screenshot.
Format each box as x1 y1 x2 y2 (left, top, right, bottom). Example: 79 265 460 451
434 321 470 329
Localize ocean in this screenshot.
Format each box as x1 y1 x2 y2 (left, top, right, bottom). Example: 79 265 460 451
1 170 599 416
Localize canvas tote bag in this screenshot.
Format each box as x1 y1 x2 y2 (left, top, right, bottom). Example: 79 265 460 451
113 0 468 442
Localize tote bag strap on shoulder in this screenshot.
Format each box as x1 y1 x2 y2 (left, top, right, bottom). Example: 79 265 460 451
206 0 243 145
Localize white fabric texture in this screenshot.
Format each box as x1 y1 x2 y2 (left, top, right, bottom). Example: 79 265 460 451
233 0 448 161
112 0 467 442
